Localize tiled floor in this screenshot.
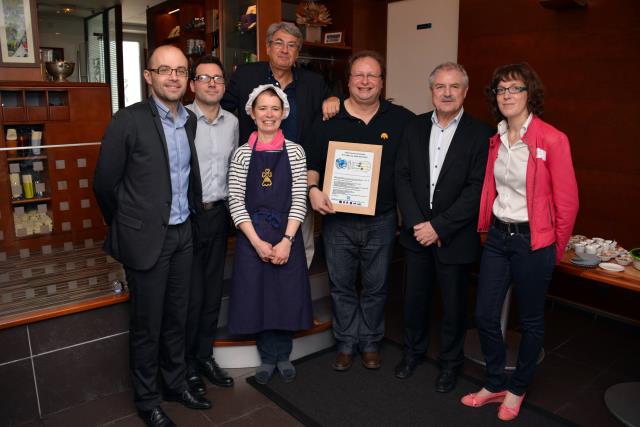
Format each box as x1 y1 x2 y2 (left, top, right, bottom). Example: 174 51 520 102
28 269 639 427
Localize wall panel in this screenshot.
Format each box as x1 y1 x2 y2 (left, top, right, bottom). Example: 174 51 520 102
459 0 640 247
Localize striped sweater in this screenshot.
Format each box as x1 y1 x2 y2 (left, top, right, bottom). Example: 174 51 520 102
228 140 307 227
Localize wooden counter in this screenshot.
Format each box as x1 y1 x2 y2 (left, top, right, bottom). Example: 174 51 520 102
557 251 640 293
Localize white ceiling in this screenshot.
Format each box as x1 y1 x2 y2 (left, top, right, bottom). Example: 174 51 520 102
37 0 166 25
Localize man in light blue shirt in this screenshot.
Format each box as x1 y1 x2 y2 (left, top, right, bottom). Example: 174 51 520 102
184 55 239 397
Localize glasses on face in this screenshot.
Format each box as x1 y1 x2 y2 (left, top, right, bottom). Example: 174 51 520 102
269 39 299 50
148 66 189 77
193 74 225 84
493 86 527 95
350 73 382 81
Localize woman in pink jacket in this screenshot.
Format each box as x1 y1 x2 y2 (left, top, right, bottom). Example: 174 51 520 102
460 63 578 421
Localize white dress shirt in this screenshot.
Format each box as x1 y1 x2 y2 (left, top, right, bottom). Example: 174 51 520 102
428 108 464 209
492 113 533 223
187 101 239 203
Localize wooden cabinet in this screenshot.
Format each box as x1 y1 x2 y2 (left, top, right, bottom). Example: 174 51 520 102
147 0 281 76
0 82 112 257
147 0 213 59
145 0 388 93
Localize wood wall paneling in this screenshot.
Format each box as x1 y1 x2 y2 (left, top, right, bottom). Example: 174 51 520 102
459 0 640 248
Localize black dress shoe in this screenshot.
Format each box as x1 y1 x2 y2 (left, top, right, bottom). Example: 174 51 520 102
138 407 176 427
435 369 458 393
186 371 207 397
165 389 212 410
394 357 422 379
199 359 234 387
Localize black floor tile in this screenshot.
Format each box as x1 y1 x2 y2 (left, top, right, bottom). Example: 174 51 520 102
0 359 39 426
43 390 135 427
199 372 278 425
555 374 626 427
551 317 638 371
543 303 596 353
219 403 303 427
29 304 129 354
526 353 602 413
0 325 29 363
35 333 130 416
159 402 213 427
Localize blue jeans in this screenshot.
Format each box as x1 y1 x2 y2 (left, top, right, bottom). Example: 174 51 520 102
257 330 294 364
322 210 397 354
476 225 556 396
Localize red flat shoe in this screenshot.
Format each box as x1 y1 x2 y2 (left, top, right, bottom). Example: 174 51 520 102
498 393 526 421
460 389 507 407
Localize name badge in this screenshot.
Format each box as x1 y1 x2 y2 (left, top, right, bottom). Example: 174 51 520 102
536 148 547 161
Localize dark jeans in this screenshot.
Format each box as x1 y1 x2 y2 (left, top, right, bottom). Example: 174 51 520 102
126 218 193 411
403 247 470 370
476 225 556 396
186 205 230 370
257 330 294 364
322 210 397 354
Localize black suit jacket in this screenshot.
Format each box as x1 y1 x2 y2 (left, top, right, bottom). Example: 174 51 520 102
93 98 202 270
221 61 331 146
395 111 493 264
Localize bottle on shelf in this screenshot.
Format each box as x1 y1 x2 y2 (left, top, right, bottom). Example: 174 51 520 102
6 128 18 155
31 130 42 155
33 171 44 197
10 172 23 199
22 174 34 199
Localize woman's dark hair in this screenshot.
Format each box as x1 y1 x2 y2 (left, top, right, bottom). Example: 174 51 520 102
485 63 544 121
252 87 283 110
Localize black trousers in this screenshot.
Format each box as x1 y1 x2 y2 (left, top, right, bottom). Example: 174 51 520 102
126 219 193 411
402 247 471 370
186 205 230 369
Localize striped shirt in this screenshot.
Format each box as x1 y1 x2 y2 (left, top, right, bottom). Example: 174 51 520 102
228 140 307 227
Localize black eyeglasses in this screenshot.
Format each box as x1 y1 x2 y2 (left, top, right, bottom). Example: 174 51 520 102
193 74 225 84
493 86 527 95
147 66 189 77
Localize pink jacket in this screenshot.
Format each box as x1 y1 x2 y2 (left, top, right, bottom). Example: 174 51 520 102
478 116 579 263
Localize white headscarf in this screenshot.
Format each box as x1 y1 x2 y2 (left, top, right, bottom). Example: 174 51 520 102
244 84 290 119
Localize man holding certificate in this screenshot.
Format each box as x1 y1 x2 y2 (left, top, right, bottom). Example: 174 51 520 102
306 50 414 371
394 62 493 393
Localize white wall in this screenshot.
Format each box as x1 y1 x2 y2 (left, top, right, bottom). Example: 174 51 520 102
38 14 85 82
386 0 459 114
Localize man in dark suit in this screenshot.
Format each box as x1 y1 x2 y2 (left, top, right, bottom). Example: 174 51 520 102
94 45 211 427
221 21 339 268
394 62 493 392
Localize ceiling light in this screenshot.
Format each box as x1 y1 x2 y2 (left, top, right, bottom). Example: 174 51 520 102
57 4 75 14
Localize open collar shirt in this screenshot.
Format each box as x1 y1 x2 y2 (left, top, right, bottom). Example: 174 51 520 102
492 113 533 223
153 96 191 224
186 101 239 203
428 108 464 209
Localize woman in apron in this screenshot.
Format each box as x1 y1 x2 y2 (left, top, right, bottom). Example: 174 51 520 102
227 84 313 384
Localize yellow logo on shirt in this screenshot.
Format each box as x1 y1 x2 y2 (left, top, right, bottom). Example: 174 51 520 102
380 132 389 141
262 169 273 187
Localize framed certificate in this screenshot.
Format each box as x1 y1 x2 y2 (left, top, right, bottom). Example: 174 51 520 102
323 141 382 216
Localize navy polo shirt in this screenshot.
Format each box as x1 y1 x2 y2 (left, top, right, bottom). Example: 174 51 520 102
268 69 300 143
307 99 415 215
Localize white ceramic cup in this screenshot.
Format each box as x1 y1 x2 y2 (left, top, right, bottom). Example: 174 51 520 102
585 244 599 255
574 243 586 254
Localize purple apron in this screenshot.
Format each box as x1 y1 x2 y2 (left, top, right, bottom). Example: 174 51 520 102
228 142 313 334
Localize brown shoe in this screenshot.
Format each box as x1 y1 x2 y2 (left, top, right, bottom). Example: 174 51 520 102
332 352 353 371
361 351 381 369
